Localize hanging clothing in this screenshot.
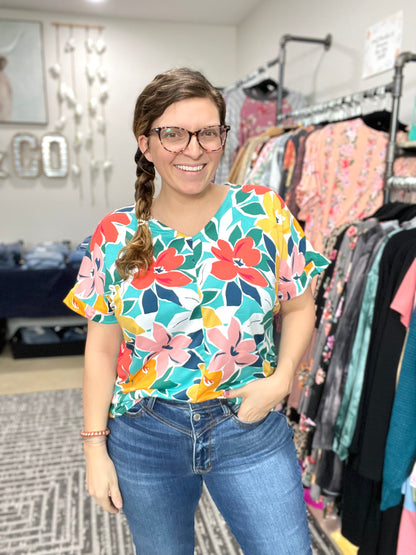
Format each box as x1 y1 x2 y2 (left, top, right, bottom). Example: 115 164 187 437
381 301 416 510
296 118 387 253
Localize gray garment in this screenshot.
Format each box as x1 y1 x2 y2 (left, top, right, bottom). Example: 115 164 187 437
299 220 375 420
311 222 388 450
216 88 246 184
244 132 291 193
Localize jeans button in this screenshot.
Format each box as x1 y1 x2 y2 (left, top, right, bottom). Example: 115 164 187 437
193 413 201 422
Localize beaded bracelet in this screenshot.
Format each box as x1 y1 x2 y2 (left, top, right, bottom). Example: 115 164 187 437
80 428 110 438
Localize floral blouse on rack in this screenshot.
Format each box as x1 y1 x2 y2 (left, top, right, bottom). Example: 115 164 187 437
64 184 328 417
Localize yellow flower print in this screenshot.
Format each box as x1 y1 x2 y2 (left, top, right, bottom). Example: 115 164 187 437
113 286 145 340
263 360 275 377
201 306 222 328
256 192 290 260
187 363 223 402
121 359 157 393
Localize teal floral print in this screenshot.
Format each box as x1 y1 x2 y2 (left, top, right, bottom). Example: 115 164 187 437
64 184 328 417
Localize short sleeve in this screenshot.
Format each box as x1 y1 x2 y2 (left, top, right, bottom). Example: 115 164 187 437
273 192 329 302
63 226 118 324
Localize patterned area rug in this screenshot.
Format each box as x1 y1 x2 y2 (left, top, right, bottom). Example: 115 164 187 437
0 389 338 554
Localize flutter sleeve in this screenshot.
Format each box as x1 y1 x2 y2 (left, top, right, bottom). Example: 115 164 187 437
63 224 118 324
272 190 329 303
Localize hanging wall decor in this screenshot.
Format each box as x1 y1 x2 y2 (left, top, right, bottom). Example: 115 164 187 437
49 22 112 202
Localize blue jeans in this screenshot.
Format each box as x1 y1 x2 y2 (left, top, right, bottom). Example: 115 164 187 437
107 397 311 555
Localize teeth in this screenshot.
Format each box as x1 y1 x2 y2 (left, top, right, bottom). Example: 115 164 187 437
176 165 204 172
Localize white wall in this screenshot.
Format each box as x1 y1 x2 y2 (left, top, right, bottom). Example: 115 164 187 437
237 0 416 120
0 8 236 245
2 1 416 247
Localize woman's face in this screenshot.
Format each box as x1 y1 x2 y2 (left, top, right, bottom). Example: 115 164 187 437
138 97 224 199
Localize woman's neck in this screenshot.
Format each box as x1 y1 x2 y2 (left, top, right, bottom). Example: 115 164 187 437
151 183 229 236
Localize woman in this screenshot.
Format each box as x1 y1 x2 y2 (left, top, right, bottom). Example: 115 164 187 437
64 67 328 554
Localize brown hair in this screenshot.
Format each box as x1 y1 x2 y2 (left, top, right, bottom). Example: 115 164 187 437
115 67 226 279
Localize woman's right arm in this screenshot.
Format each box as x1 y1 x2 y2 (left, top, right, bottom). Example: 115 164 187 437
83 319 123 514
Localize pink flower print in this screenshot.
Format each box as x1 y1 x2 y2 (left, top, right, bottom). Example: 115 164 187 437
134 322 191 376
76 245 105 299
346 225 358 238
84 305 97 319
315 368 326 385
207 318 258 382
278 244 306 300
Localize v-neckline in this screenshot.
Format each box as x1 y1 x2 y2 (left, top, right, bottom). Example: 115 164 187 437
149 184 232 240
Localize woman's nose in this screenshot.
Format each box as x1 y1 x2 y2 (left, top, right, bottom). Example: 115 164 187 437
183 134 203 156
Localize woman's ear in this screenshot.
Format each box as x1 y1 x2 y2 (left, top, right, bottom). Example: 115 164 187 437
138 135 153 162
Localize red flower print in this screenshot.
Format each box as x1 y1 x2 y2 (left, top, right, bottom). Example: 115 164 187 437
242 184 275 198
116 341 133 380
131 248 192 289
211 237 267 286
90 211 130 249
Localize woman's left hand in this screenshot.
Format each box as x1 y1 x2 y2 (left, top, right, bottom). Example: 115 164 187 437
224 373 292 422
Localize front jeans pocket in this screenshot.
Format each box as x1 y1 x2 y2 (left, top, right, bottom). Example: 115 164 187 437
228 403 270 429
123 399 146 418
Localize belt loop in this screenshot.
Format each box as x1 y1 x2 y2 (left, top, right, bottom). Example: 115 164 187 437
220 399 232 416
146 396 157 410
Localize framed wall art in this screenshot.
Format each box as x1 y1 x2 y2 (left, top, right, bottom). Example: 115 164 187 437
0 19 48 124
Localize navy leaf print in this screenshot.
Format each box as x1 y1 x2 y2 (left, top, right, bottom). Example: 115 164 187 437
142 289 158 313
240 278 261 305
263 234 276 260
188 329 204 349
226 281 242 306
287 236 294 256
183 351 204 369
155 284 180 304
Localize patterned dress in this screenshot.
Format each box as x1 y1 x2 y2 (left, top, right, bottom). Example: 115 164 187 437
64 184 328 417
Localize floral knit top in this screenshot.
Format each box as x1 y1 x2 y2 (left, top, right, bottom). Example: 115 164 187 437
64 184 328 417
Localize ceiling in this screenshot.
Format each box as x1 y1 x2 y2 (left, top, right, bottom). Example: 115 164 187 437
0 0 263 25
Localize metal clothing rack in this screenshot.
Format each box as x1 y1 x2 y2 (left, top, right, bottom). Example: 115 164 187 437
384 51 416 203
277 34 332 116
276 82 393 126
222 33 332 101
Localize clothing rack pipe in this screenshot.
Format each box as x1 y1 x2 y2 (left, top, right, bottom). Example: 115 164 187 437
384 51 416 203
276 82 392 126
277 33 332 117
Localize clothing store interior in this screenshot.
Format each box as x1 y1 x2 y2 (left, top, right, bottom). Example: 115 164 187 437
1 0 415 553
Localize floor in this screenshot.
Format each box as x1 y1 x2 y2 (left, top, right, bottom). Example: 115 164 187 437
0 344 355 554
0 343 83 395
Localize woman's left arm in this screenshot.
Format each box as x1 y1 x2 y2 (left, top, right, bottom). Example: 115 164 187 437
225 285 316 422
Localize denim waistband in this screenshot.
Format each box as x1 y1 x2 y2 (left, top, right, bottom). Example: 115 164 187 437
143 396 238 411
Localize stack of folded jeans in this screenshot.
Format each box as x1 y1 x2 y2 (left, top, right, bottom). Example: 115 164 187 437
21 242 70 270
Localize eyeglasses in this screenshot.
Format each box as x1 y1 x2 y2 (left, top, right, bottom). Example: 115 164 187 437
149 125 230 153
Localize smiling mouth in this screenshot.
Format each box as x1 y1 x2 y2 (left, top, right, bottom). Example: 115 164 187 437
175 164 205 172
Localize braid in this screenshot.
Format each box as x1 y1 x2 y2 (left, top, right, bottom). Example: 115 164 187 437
115 148 155 279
